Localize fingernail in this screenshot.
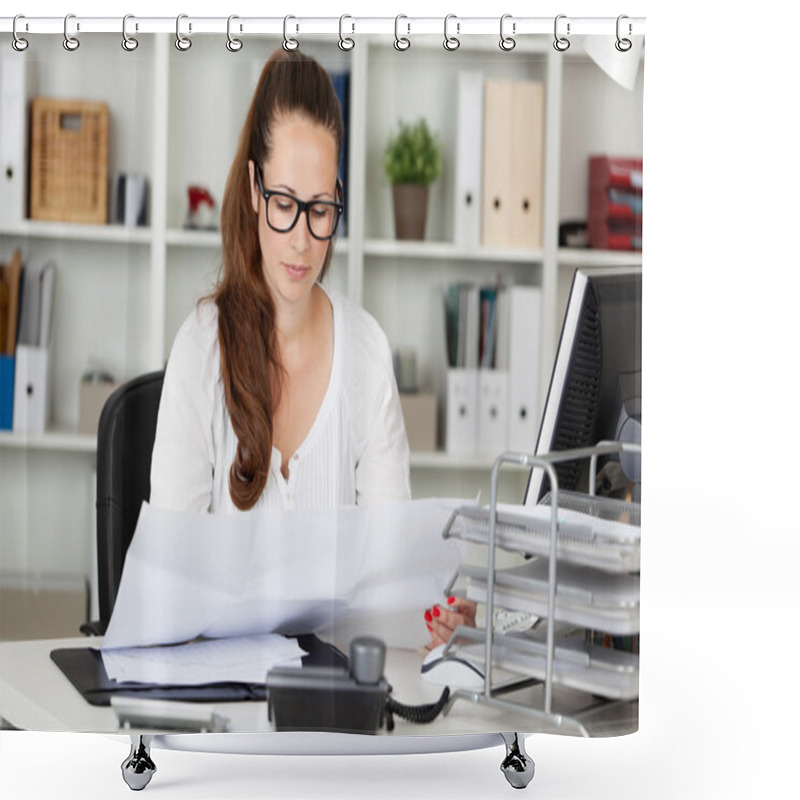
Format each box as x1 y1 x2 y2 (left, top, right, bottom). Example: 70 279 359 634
426 623 432 631
424 610 432 622
447 596 456 605
432 607 440 618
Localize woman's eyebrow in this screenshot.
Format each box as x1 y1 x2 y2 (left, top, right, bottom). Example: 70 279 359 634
269 182 335 200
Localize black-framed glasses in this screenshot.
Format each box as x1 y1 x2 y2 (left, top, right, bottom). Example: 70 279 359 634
254 163 343 241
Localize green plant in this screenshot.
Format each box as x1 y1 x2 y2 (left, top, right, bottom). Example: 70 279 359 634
383 118 442 185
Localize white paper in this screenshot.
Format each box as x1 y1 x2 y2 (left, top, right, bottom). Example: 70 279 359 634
98 633 304 686
102 498 466 651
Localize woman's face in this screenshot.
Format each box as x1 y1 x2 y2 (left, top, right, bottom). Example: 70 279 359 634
249 114 339 309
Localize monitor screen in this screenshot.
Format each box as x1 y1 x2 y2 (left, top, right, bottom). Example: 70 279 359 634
524 266 642 506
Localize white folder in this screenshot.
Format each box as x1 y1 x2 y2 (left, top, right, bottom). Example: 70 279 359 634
13 344 50 434
1 55 27 225
453 71 484 247
506 286 542 449
477 369 509 456
445 368 479 455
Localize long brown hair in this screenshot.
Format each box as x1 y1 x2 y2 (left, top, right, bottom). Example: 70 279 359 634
213 48 343 510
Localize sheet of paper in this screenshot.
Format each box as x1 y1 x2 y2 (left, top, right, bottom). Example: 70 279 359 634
102 498 466 651
98 633 304 686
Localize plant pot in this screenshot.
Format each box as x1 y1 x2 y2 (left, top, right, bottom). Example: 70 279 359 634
392 184 429 241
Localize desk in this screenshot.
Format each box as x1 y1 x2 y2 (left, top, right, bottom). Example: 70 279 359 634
0 636 636 743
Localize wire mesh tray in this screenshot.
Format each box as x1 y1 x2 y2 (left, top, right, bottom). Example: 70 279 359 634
457 559 640 635
452 630 639 701
443 492 641 573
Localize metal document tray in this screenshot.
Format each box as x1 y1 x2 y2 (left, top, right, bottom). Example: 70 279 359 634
453 631 639 701
443 492 641 573
458 559 640 635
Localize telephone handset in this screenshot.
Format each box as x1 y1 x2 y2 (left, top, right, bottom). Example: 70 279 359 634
266 636 449 733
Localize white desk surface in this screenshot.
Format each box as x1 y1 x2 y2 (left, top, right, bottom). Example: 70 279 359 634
0 636 635 739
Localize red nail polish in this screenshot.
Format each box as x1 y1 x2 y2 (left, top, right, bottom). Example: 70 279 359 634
447 596 456 605
432 607 440 618
424 610 432 622
426 623 432 631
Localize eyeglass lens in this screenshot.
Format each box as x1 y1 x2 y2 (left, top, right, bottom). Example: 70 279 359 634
267 194 339 240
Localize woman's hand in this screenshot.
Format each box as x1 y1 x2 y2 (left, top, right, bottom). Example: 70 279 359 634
424 596 477 650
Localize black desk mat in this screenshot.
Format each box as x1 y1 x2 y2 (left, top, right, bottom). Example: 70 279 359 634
50 634 347 706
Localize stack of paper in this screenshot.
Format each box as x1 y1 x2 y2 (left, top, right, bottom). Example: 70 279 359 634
100 633 305 686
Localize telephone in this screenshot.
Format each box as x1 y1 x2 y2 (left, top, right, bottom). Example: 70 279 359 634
266 636 449 734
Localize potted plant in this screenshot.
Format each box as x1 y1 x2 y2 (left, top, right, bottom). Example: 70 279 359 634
383 118 442 240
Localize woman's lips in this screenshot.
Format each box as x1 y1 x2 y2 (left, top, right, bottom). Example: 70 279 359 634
283 263 311 281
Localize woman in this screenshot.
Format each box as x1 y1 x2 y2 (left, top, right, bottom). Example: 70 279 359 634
149 47 472 648
150 48 410 514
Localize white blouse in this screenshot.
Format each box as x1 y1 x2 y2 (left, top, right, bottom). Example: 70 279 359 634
149 286 411 513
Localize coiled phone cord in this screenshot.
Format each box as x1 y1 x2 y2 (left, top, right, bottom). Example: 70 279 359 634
384 687 450 732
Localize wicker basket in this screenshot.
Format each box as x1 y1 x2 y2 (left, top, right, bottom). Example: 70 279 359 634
29 97 110 225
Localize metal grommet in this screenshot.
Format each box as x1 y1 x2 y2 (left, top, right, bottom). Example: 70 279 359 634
226 15 243 52
175 14 192 51
615 14 632 52
499 14 516 52
443 14 460 51
122 14 139 51
63 14 80 51
394 15 410 51
553 14 570 52
12 15 29 52
283 15 299 51
338 14 355 51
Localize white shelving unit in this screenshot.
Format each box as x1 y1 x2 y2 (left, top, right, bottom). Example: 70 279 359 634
0 31 643 582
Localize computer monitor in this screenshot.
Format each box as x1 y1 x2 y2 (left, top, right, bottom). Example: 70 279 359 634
524 266 642 506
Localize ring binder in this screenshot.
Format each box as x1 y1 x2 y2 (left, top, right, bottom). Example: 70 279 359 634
226 15 243 52
175 13 191 51
63 13 79 52
121 14 138 52
12 15 28 52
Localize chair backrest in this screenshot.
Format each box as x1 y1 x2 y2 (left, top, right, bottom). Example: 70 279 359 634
94 370 164 633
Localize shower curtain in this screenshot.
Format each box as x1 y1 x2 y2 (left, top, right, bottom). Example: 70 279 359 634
0 9 644 795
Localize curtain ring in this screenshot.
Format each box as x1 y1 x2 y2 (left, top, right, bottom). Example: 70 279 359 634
338 15 355 51
175 14 192 51
394 15 410 51
283 15 299 51
63 14 80 51
615 15 633 52
553 14 570 51
443 14 460 51
226 15 243 52
12 15 29 52
499 14 516 51
121 14 139 51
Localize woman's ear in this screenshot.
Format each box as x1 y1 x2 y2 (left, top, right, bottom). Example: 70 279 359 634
248 160 260 215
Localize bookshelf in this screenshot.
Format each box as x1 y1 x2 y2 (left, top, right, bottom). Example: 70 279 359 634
0 31 643 582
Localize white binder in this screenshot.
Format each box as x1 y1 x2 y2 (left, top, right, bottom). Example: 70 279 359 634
477 368 508 455
1 55 27 224
506 285 542 449
13 344 50 434
445 368 479 454
453 71 484 247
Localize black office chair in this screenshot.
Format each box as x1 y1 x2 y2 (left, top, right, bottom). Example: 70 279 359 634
80 370 164 637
